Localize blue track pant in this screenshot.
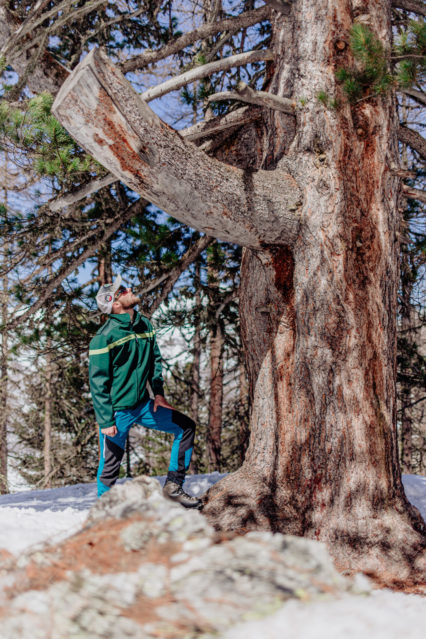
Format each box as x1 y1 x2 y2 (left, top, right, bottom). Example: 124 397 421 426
97 398 195 497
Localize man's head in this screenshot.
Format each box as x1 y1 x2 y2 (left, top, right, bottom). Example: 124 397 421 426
96 275 140 315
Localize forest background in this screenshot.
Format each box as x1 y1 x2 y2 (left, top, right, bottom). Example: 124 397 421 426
0 0 424 495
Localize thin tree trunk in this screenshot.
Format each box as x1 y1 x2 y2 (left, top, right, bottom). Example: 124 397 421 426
207 322 224 471
43 336 53 488
98 250 112 285
398 94 413 474
206 243 225 471
0 156 9 494
0 300 8 495
399 250 414 473
189 261 202 474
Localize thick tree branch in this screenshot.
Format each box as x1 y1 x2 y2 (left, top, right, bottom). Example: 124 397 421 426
147 235 215 315
402 185 426 203
49 174 117 211
47 108 262 211
398 125 426 161
207 81 296 114
181 105 262 141
140 49 274 102
120 5 271 73
52 48 302 249
391 0 426 16
9 198 146 327
401 88 426 107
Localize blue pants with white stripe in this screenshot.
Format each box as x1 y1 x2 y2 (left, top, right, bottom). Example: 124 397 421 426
97 398 195 497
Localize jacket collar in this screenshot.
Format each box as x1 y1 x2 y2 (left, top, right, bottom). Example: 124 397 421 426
109 311 140 328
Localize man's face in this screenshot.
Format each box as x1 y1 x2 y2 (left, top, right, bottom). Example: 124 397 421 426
114 285 140 309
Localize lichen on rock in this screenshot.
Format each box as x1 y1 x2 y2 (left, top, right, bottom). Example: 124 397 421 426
0 477 372 638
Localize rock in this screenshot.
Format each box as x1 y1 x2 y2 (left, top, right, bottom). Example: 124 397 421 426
0 476 372 639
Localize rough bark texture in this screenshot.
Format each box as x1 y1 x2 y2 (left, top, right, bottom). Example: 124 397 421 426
189 261 202 474
52 48 302 249
0 316 8 495
203 0 426 582
0 170 8 495
52 0 426 582
207 322 224 470
398 125 426 163
238 359 250 465
391 0 426 16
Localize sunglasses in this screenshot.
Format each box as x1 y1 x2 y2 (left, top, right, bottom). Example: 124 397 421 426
114 285 130 300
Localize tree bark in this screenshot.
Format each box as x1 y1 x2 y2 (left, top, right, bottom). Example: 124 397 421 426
52 0 426 582
238 358 250 465
0 280 8 495
120 4 271 73
391 0 426 16
43 337 53 489
0 158 9 494
203 0 426 582
51 48 302 249
398 126 426 162
189 261 202 474
207 321 224 471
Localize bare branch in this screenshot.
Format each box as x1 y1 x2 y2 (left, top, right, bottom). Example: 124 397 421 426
401 88 426 107
398 125 426 162
49 174 117 211
397 396 426 412
52 48 302 249
392 55 425 61
181 105 262 141
121 5 271 73
207 81 296 114
140 50 274 102
402 185 426 203
390 166 417 178
0 5 69 95
9 198 146 327
1 0 108 57
391 0 426 15
148 235 215 315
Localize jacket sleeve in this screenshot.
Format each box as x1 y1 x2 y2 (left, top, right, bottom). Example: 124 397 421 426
149 328 164 396
88 335 115 429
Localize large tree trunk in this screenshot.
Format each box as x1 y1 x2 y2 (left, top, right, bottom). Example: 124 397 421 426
51 0 426 582
204 0 426 581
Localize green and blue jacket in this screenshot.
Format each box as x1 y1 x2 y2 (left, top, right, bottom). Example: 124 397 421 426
88 312 164 429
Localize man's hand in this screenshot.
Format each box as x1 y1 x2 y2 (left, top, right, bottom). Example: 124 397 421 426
153 394 173 412
101 425 117 437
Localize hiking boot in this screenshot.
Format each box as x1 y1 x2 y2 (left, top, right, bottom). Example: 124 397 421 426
163 481 202 509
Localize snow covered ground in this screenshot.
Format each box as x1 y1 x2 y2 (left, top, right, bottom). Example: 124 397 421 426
0 473 425 638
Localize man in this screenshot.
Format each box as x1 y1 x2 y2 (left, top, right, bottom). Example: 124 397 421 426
89 274 201 508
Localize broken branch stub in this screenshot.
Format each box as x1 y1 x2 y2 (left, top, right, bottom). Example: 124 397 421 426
52 48 302 248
